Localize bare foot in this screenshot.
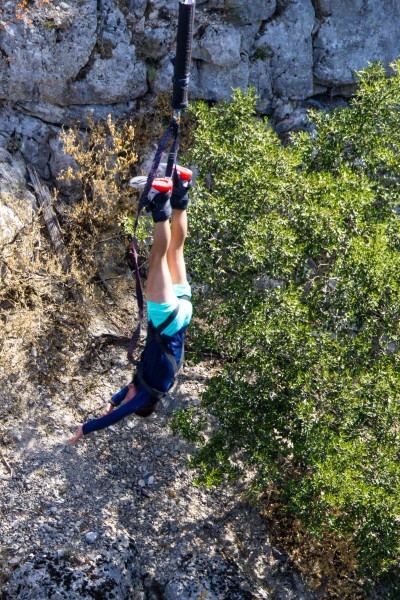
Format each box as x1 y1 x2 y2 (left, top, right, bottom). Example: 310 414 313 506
66 425 84 446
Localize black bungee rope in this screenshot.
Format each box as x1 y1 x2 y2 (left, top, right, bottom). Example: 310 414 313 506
127 0 196 364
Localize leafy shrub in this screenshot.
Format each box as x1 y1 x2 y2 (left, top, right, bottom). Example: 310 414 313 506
174 63 400 586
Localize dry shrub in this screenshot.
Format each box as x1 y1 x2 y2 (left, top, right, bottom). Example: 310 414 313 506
1 115 139 385
59 114 138 280
0 203 71 377
262 500 364 599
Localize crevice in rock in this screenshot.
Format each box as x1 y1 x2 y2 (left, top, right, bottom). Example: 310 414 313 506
0 46 10 67
13 105 64 130
142 574 165 600
255 19 270 39
74 52 97 82
14 101 140 130
157 5 170 22
145 57 161 93
273 0 291 19
74 0 104 83
144 0 155 21
310 0 332 20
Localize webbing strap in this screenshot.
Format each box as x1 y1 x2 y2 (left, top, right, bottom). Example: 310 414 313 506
148 325 179 375
165 126 180 178
127 120 180 364
155 304 180 335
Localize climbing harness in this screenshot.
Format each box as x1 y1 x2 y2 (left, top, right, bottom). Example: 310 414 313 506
134 309 181 402
127 0 196 365
133 296 190 408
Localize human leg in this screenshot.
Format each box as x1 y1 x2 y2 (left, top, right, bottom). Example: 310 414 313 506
167 166 191 285
167 208 188 285
146 220 176 304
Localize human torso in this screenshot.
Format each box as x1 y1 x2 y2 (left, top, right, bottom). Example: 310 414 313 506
140 325 187 393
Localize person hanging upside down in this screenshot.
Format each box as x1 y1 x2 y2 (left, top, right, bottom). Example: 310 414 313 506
67 167 192 445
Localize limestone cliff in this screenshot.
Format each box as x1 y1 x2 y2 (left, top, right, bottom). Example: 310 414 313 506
1 0 399 181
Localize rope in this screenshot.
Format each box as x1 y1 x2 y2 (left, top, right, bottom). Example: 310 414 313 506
127 0 195 363
127 119 180 363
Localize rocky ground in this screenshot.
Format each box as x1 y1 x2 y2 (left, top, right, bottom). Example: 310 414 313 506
0 264 317 600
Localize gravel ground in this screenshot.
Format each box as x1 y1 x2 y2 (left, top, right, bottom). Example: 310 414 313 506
0 274 314 599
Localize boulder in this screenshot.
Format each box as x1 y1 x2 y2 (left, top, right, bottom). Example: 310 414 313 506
0 0 147 105
191 58 249 102
64 0 147 104
135 24 173 60
0 0 98 104
192 24 241 67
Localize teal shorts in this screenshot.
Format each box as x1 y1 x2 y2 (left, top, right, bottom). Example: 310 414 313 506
147 282 193 336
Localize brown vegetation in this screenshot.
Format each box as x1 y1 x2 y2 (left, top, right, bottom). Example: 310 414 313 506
0 115 139 394
0 0 52 28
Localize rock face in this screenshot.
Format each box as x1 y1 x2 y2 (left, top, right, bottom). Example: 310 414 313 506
1 0 399 183
0 0 147 105
314 0 400 88
0 149 36 246
254 0 315 101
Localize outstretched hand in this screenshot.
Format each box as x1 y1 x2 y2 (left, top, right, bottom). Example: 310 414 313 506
66 425 83 446
65 383 137 446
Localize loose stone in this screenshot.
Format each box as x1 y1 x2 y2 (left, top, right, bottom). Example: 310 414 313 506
85 532 98 544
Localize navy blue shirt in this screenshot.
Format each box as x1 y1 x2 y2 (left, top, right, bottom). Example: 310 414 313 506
82 325 187 435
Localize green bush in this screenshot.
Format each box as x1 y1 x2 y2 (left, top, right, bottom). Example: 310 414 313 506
174 63 400 586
